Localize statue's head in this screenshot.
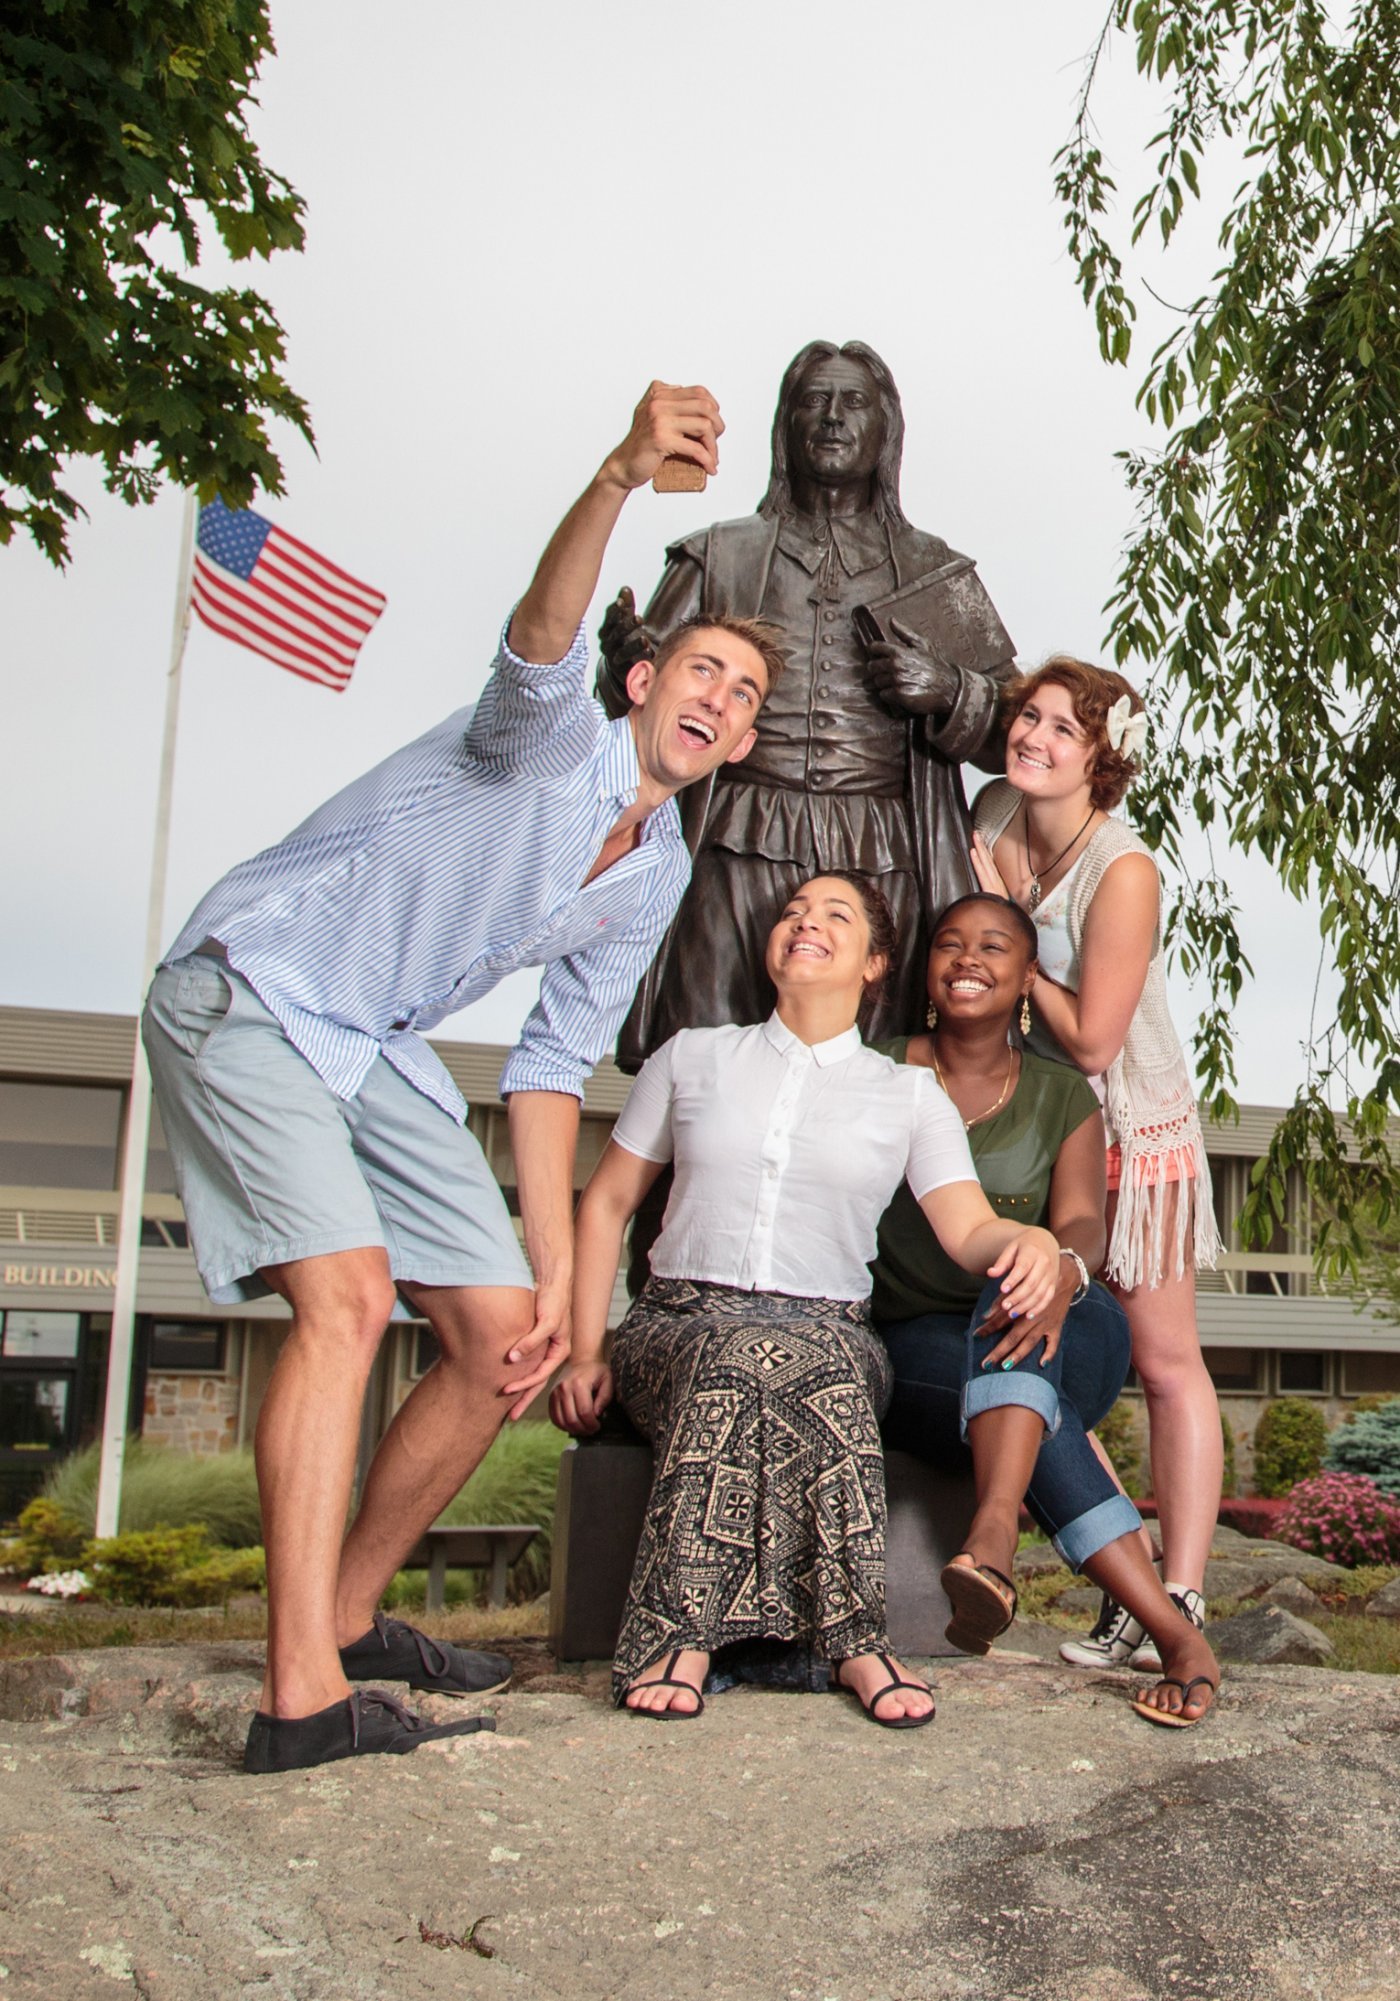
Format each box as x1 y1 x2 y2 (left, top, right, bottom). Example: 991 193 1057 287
759 340 907 524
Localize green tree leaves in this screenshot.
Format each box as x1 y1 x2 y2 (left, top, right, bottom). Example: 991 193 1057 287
0 0 311 564
1057 1 1400 1272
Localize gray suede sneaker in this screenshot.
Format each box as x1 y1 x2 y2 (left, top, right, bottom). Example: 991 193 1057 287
244 1688 495 1774
339 1612 512 1697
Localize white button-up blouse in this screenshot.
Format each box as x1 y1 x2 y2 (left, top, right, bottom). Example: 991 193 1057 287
611 1014 978 1302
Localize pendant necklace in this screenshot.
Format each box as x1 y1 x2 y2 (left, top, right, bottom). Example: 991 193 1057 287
1022 800 1097 912
931 1043 1016 1130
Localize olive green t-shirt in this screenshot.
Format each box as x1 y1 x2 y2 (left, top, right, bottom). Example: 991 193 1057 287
869 1044 1100 1323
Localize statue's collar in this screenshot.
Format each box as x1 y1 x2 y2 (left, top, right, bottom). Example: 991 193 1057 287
775 509 891 577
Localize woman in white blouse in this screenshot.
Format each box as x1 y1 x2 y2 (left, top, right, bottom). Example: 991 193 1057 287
550 872 1062 1727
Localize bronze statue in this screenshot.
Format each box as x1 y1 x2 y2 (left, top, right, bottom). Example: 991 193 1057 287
598 339 1016 1060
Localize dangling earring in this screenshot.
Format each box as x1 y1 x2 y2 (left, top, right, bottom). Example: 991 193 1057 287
926 1002 938 1029
1019 994 1032 1035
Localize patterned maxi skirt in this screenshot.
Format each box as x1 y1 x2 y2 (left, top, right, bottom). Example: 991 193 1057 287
609 1277 895 1703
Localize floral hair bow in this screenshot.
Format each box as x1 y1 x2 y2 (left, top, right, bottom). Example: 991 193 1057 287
1105 694 1149 760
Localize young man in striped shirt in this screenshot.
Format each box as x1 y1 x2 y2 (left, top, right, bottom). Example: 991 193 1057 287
143 383 785 1772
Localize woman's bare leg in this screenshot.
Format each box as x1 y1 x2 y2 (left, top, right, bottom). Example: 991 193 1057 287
963 1402 1045 1581
1111 1262 1221 1594
1085 1531 1219 1720
1104 1186 1221 1595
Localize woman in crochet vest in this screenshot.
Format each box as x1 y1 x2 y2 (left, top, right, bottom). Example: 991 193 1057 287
969 657 1222 1669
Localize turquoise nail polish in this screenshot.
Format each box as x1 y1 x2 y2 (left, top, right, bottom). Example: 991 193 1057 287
1001 1358 1015 1371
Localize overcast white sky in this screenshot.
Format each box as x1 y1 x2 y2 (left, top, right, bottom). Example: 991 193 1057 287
2 1 1337 1105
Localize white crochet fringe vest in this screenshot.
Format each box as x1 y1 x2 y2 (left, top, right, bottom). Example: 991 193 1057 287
976 781 1221 1290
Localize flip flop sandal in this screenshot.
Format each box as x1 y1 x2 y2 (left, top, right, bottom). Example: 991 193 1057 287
622 1648 705 1720
831 1654 936 1731
1131 1674 1218 1729
941 1554 1018 1654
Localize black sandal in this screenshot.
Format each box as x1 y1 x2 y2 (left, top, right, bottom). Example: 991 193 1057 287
622 1648 705 1720
831 1653 936 1731
941 1553 1018 1654
1131 1674 1218 1729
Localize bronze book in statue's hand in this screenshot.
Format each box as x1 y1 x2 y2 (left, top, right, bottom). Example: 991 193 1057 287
854 556 1014 675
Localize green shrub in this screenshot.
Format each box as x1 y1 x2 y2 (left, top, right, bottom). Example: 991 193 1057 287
1221 1412 1239 1500
81 1525 266 1607
1252 1397 1328 1498
1095 1399 1142 1498
43 1441 262 1547
9 1497 88 1575
184 1545 266 1601
1344 1393 1399 1423
1324 1400 1400 1497
431 1423 569 1601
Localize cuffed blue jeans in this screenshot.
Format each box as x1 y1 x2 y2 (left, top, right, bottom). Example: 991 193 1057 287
878 1276 1142 1572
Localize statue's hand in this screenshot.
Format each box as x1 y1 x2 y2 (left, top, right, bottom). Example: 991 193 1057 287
598 586 656 680
865 616 961 715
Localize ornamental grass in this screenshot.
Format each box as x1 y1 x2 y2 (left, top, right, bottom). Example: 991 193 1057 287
41 1441 263 1548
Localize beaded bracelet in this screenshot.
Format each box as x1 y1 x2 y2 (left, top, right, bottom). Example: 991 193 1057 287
1058 1247 1090 1303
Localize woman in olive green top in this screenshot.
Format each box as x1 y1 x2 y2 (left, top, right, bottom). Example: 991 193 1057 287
873 894 1219 1727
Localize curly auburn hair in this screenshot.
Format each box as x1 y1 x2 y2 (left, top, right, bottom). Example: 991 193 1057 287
1001 656 1147 811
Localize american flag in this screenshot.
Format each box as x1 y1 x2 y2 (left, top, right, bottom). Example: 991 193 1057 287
191 498 387 692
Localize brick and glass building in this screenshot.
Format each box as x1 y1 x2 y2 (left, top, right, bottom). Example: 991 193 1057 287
2 1003 1396 1514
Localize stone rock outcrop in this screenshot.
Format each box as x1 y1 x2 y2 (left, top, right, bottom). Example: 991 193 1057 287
1208 1603 1335 1666
1364 1574 1400 1620
1258 1574 1326 1617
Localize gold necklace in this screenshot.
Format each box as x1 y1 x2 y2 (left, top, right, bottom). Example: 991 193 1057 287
1022 799 1096 911
930 1043 1017 1130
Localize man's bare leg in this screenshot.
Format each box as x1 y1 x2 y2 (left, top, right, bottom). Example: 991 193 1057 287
333 1281 534 1645
254 1247 399 1719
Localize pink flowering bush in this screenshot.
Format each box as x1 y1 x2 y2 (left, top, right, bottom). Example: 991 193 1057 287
1275 1471 1400 1569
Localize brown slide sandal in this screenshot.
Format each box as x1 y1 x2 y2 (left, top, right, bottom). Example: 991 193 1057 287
941 1553 1018 1654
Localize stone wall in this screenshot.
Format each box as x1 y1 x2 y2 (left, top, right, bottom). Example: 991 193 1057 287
141 1373 239 1455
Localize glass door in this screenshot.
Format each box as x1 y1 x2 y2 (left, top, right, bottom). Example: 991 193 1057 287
0 1310 83 1520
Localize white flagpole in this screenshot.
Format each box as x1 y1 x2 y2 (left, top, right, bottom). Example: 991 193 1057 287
95 493 198 1540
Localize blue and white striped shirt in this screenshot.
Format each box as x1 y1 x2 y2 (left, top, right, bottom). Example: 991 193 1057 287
163 621 690 1120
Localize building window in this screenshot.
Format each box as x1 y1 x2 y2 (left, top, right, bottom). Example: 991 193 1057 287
140 1219 190 1249
412 1324 440 1376
147 1321 226 1372
1342 1352 1400 1397
2 1310 82 1360
1205 1346 1264 1393
1277 1350 1328 1395
0 1082 124 1190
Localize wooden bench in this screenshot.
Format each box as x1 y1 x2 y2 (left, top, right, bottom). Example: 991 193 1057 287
548 1412 977 1660
403 1523 540 1612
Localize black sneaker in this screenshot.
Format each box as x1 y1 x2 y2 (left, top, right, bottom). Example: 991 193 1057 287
338 1612 513 1697
244 1688 495 1773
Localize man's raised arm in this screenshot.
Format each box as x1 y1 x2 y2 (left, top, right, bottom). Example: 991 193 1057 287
506 382 723 665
